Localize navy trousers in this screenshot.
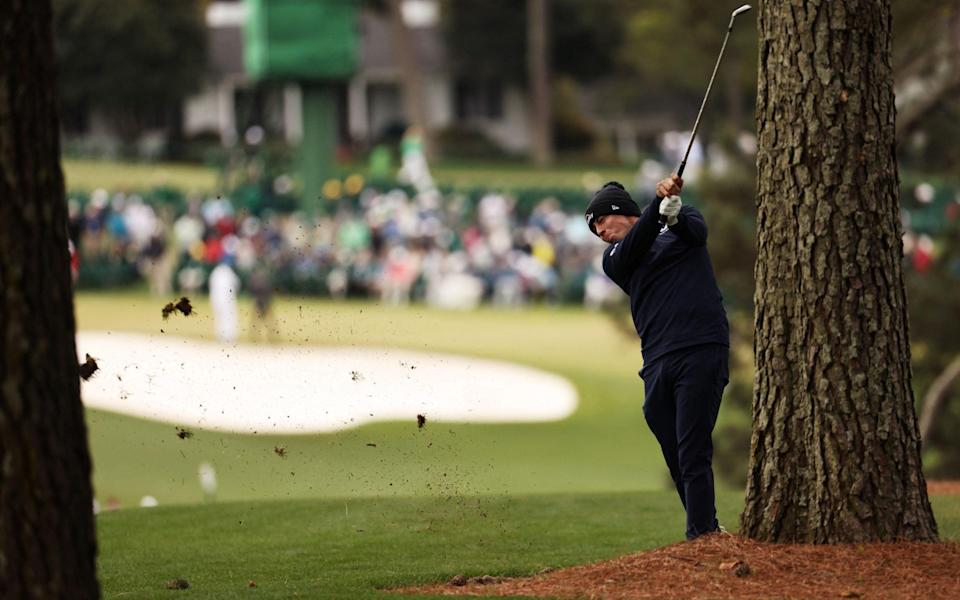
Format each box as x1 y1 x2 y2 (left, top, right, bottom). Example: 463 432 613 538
641 343 728 539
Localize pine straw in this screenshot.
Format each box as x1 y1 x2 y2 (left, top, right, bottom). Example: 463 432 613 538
928 480 960 496
401 534 960 599
396 481 960 599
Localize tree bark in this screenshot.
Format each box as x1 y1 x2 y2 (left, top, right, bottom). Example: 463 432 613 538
741 0 938 543
0 0 100 596
526 0 553 166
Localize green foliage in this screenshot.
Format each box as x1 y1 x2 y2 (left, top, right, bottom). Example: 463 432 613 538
549 0 630 83
617 0 757 130
909 219 960 364
53 0 206 138
441 0 629 84
442 0 526 82
551 77 599 152
435 126 508 160
78 257 141 289
711 311 754 490
697 156 758 311
892 0 956 66
908 216 960 476
900 101 960 175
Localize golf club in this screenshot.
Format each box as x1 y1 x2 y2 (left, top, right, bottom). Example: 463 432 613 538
661 4 752 224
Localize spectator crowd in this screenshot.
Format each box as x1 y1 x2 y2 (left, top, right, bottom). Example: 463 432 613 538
67 178 959 310
68 185 623 310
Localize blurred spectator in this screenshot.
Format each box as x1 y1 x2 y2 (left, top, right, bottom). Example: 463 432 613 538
68 239 79 287
380 245 420 306
368 145 393 180
914 234 935 273
64 184 638 307
209 257 240 343
248 263 276 342
398 126 435 195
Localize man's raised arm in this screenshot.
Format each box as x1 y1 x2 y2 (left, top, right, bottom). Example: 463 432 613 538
669 205 708 246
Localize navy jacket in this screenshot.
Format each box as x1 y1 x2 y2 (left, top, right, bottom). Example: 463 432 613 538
602 198 729 365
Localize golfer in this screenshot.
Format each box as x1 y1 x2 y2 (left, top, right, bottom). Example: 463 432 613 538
586 175 729 539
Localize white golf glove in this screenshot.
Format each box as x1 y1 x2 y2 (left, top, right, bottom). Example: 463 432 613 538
659 195 682 226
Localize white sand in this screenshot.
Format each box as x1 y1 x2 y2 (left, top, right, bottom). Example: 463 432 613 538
77 331 578 434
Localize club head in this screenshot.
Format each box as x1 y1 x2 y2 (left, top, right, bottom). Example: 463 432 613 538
728 4 752 29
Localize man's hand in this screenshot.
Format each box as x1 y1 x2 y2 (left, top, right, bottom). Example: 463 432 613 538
659 195 682 226
656 174 683 199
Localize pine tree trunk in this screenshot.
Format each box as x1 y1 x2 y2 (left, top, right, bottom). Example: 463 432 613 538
741 0 938 543
527 0 553 166
0 1 100 596
387 0 435 160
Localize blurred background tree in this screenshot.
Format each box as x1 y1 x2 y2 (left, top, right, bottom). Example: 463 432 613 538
53 0 207 151
442 0 626 85
892 1 960 156
442 0 631 156
617 0 756 134
909 215 960 476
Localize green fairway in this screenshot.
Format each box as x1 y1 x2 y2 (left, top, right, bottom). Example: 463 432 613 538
430 160 637 190
63 159 220 193
62 158 637 195
79 292 694 507
94 490 740 599
95 491 960 599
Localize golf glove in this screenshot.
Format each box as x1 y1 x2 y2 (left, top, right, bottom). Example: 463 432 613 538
659 195 681 226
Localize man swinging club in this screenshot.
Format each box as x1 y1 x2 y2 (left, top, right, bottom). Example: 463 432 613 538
585 175 729 539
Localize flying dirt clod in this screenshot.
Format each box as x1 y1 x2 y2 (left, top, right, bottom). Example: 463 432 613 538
175 297 194 316
165 578 189 590
162 297 195 319
79 354 99 381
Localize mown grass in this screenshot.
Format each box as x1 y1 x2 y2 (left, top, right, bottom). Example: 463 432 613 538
429 159 637 189
95 491 960 599
63 159 220 193
62 158 638 195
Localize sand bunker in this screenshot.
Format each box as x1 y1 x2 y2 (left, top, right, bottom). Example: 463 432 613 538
77 331 578 434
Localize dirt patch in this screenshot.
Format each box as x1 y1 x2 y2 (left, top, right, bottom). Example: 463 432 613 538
928 480 960 495
401 534 960 599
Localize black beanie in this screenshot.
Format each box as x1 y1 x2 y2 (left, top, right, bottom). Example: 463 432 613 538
584 181 641 235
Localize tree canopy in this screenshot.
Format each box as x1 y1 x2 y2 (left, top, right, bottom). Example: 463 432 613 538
442 0 629 84
53 0 206 135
